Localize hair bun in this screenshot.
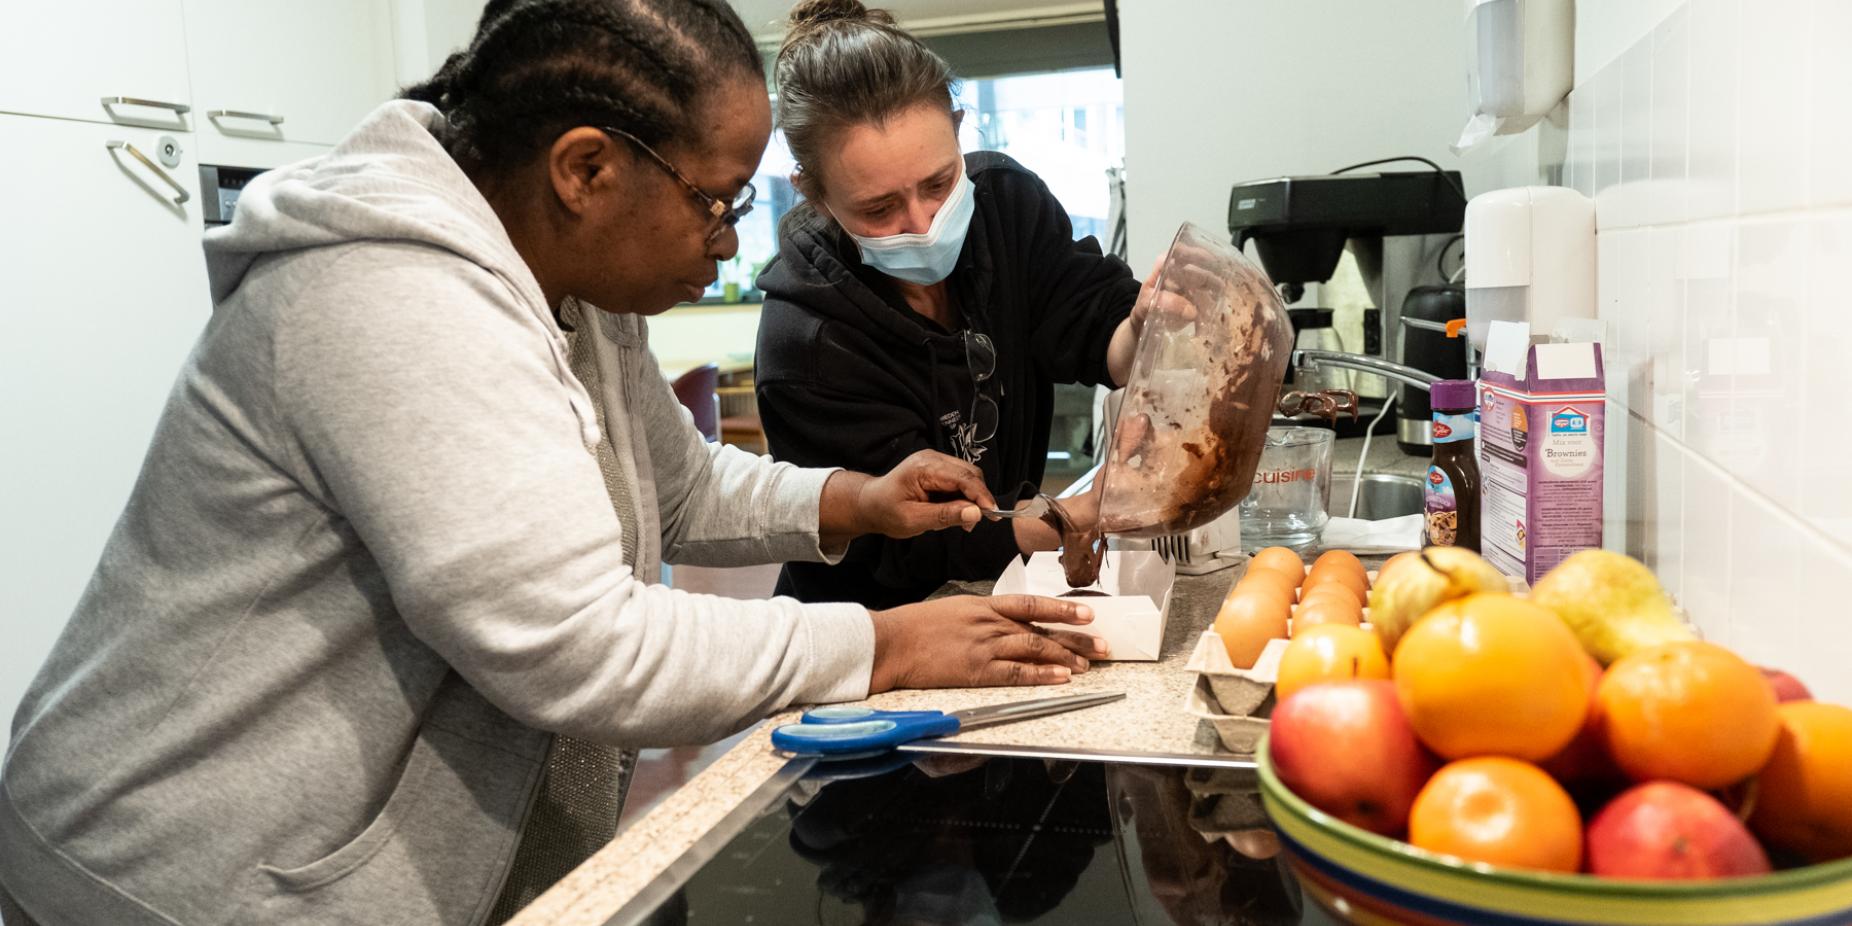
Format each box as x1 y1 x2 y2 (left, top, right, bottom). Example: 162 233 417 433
786 0 893 30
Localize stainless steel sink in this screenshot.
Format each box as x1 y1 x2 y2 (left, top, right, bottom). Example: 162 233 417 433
1328 473 1425 520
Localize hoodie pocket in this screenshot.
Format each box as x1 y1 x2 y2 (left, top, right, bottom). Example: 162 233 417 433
257 733 441 892
245 721 541 926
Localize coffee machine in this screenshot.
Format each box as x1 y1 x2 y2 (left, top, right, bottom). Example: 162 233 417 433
1227 167 1467 453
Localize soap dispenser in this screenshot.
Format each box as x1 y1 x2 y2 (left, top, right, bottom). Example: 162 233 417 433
1462 186 1596 352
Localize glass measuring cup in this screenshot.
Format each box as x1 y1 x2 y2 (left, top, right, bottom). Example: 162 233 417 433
1236 426 1335 551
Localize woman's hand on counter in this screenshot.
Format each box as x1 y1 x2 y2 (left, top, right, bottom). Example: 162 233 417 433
819 450 997 548
867 594 1105 693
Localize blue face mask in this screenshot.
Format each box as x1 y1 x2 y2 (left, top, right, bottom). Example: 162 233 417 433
840 170 975 286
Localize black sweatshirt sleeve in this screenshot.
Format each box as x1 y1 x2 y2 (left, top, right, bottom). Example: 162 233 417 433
756 378 1027 594
992 166 1142 387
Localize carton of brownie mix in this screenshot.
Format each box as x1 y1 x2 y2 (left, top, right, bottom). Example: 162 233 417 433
1475 335 1606 584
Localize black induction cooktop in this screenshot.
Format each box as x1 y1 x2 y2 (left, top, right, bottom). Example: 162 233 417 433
609 755 1341 926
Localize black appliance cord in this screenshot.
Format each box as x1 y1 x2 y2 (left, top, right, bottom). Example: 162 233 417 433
1329 155 1468 203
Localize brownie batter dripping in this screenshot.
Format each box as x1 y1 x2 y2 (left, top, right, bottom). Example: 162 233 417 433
1037 494 1106 588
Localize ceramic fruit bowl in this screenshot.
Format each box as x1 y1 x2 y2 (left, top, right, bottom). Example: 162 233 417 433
1256 733 1852 926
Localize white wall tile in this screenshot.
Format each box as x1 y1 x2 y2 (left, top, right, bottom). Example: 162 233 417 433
1597 229 1652 365
1724 488 1803 666
1645 227 1687 436
1684 0 1739 223
1800 212 1852 550
1616 410 1657 558
1567 85 1597 199
1677 221 1736 460
1649 5 1691 226
1553 0 1847 694
1722 217 1809 511
1650 428 1686 601
1597 42 1656 232
1578 0 1680 85
1788 539 1852 706
1575 0 1624 86
1594 57 1627 220
1679 450 1735 642
1810 0 1852 208
1622 38 1653 189
1736 0 1812 216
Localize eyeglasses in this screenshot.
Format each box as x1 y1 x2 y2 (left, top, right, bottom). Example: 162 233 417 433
962 330 999 446
600 126 756 231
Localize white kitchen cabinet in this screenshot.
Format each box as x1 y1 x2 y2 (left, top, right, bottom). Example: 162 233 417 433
184 0 397 165
0 114 211 720
0 0 194 128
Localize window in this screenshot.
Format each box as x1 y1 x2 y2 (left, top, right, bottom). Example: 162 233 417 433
702 66 1126 304
700 131 797 303
956 67 1126 482
955 68 1125 244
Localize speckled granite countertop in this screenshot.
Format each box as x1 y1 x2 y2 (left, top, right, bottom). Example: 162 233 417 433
510 552 1393 925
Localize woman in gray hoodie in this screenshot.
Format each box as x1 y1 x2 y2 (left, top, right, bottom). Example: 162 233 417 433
0 2 1104 924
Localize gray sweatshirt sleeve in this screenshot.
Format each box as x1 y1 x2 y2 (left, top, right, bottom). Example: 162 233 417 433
272 250 873 745
626 328 849 568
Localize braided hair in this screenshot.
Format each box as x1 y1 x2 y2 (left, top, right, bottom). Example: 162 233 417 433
403 0 762 174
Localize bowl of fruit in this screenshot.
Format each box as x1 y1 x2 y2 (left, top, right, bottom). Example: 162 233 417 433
1256 549 1852 926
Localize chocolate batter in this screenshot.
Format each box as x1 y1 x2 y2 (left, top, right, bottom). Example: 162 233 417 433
1036 494 1106 588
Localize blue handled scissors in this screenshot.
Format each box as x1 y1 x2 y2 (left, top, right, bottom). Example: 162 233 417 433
771 691 1125 759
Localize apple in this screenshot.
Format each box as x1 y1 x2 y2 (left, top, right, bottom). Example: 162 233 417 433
1268 680 1439 837
1586 781 1772 879
1760 667 1813 703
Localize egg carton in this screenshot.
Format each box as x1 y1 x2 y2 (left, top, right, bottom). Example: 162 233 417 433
1185 630 1285 715
1184 671 1272 753
1192 562 1529 724
1183 766 1268 833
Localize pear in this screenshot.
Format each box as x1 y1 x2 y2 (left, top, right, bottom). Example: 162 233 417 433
1366 547 1510 652
1530 550 1693 665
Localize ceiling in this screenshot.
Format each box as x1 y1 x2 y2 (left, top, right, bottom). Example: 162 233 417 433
727 0 1103 40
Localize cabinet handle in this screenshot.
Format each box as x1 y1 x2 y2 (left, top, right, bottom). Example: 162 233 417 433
100 96 192 115
208 109 286 126
107 141 191 206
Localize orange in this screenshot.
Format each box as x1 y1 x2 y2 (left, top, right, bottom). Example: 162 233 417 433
1392 594 1589 761
1750 701 1852 862
1409 757 1583 872
1249 547 1306 587
1212 589 1289 669
1292 593 1363 633
1276 624 1389 700
1597 641 1779 789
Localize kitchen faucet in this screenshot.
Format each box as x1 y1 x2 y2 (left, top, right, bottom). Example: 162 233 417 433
1289 349 1440 393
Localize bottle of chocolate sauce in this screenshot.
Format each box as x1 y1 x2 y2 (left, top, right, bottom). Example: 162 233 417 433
1423 380 1481 551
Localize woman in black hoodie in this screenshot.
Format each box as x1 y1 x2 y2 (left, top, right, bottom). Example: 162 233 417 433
754 0 1154 608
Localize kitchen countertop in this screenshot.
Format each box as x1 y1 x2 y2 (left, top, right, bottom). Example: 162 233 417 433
510 554 1385 925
